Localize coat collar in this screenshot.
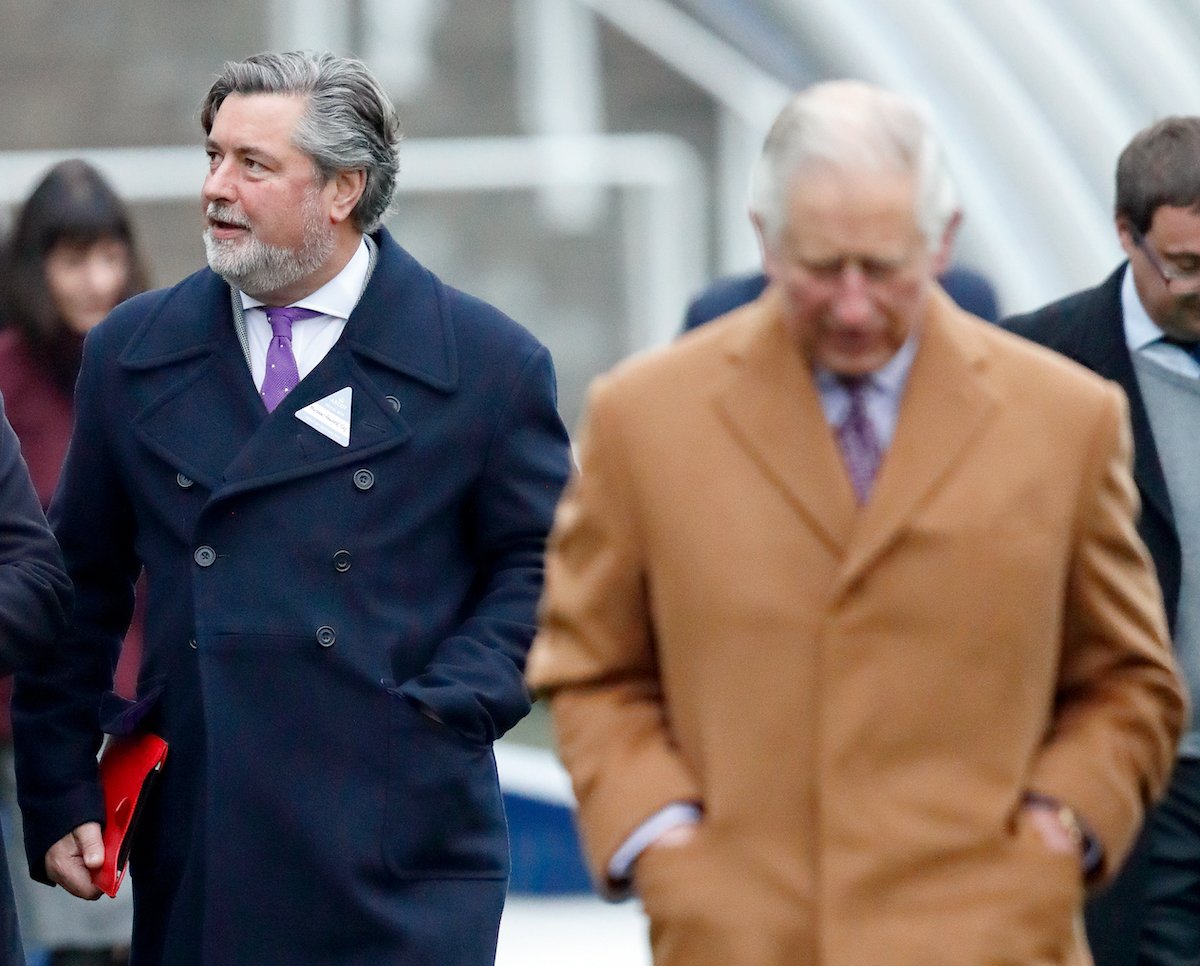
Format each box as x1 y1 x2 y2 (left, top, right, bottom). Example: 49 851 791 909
714 285 997 594
1062 265 1172 528
833 288 996 597
1062 266 1136 382
119 227 458 393
124 228 450 497
713 287 857 556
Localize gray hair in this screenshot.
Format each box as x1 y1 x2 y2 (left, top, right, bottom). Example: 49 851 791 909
750 80 959 250
201 50 401 233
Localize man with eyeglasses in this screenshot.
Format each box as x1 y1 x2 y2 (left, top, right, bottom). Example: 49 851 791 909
1007 116 1200 966
528 81 1184 966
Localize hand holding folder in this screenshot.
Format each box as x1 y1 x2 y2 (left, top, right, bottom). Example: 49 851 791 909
91 731 168 897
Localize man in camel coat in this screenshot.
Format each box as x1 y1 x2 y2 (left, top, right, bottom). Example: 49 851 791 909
527 81 1186 966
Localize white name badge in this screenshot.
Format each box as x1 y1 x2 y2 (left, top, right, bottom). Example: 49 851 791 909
296 387 352 447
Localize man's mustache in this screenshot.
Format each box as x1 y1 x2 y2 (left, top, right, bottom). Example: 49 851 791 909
205 204 250 230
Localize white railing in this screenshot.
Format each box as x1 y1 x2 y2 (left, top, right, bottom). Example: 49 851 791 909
0 132 707 349
572 0 791 276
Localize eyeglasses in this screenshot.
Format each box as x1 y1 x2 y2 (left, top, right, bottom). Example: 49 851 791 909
1130 226 1200 291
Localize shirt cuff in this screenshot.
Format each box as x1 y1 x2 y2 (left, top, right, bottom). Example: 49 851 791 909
1022 792 1104 876
607 802 702 884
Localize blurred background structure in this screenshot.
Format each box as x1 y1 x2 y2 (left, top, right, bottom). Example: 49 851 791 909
4 1 1200 961
5 1 1200 423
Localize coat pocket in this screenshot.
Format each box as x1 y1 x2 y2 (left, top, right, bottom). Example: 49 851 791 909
382 683 508 879
988 810 1085 961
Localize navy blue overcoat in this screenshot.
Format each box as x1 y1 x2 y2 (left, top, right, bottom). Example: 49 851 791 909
0 396 72 966
13 229 572 965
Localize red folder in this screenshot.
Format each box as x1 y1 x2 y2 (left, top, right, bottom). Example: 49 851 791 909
91 732 168 898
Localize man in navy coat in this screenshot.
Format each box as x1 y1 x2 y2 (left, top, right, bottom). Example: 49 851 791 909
12 50 571 965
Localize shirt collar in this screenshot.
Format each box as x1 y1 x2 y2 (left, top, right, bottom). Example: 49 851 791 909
814 326 921 402
240 236 371 320
1121 262 1172 352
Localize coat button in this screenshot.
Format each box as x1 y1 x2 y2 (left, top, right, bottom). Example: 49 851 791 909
316 625 336 648
194 546 216 567
188 638 198 650
353 468 375 491
384 395 401 413
176 473 195 489
333 550 352 573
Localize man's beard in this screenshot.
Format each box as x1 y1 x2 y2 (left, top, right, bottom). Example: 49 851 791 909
203 191 335 300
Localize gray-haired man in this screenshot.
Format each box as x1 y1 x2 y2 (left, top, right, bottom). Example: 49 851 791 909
529 81 1184 966
14 50 571 964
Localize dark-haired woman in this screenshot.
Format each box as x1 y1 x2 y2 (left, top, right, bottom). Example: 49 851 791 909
0 159 147 966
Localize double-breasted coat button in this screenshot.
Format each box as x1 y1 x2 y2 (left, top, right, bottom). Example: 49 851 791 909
384 395 401 413
333 550 352 573
176 473 194 489
194 546 216 567
188 638 198 650
353 469 375 491
316 625 336 648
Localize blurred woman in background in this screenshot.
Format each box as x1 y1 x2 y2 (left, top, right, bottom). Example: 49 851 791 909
0 159 148 966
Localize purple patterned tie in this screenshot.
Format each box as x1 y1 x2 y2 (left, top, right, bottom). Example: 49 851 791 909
836 377 883 504
260 306 322 412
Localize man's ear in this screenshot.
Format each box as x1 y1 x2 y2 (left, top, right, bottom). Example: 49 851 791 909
750 210 767 254
930 210 962 276
1114 216 1139 260
751 210 780 281
329 169 367 225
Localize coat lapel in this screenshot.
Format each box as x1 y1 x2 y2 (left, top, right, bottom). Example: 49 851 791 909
125 230 450 498
713 290 857 556
126 270 264 491
213 347 411 499
832 290 997 599
1069 268 1174 529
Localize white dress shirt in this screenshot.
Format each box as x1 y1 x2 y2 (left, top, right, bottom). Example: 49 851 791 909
813 329 920 447
1122 265 1200 378
239 237 371 390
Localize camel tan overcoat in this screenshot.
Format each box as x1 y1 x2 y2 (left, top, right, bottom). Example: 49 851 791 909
527 287 1186 966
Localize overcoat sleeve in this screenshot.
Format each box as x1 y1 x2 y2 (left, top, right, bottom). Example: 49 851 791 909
0 394 71 675
1027 385 1186 881
395 343 573 744
12 327 138 882
527 375 702 893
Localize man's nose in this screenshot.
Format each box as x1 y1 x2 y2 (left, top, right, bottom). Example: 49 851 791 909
830 264 873 325
202 158 235 204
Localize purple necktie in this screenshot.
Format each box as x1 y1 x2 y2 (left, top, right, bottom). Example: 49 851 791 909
260 305 322 412
836 377 883 504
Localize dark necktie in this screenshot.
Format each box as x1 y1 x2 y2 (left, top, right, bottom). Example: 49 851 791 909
1160 335 1200 367
261 306 322 411
836 377 883 504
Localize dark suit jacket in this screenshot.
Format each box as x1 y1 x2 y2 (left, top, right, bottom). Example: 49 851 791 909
682 265 1001 332
13 228 572 966
1004 264 1177 966
1005 265 1178 628
0 395 72 966
0 332 143 739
